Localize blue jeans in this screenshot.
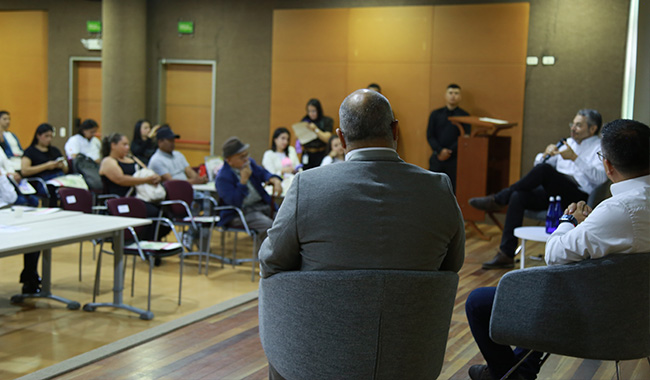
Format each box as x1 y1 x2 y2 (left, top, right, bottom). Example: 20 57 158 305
465 287 543 379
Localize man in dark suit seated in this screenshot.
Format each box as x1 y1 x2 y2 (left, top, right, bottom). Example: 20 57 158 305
215 137 282 255
465 119 650 380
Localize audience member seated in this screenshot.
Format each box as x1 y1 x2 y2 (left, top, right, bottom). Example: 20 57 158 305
0 171 42 294
299 98 333 170
98 133 170 244
0 147 38 206
148 125 207 185
21 123 68 206
320 135 344 166
130 119 159 165
469 109 608 269
465 119 650 380
0 110 23 158
262 127 300 177
260 88 465 277
216 137 282 255
65 118 102 163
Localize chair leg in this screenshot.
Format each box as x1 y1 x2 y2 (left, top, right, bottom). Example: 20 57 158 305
251 234 257 282
131 256 136 297
93 242 104 302
78 241 83 282
499 350 534 380
232 232 238 268
147 256 153 313
615 360 621 380
178 253 183 305
220 231 226 269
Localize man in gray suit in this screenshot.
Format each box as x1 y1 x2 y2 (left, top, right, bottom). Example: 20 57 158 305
259 89 465 278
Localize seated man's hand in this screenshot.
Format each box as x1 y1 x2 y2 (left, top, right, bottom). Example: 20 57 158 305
544 143 558 157
564 201 591 224
268 177 282 197
239 163 252 184
556 144 578 161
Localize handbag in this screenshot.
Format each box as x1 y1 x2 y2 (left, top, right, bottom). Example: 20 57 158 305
73 154 102 190
130 168 166 203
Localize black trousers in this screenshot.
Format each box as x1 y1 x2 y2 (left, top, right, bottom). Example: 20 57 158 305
495 164 588 257
21 251 41 284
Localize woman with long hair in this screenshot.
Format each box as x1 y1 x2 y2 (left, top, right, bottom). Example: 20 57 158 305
262 127 300 177
130 119 159 165
300 98 334 170
64 118 102 162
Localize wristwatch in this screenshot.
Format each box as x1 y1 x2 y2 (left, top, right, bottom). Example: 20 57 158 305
558 214 578 227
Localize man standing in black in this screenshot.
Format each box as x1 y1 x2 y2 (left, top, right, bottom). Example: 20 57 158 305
427 83 469 192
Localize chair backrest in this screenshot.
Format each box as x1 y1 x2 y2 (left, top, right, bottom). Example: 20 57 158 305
259 270 459 380
57 187 93 213
204 155 224 182
490 252 650 361
106 197 148 240
587 179 612 208
163 180 194 217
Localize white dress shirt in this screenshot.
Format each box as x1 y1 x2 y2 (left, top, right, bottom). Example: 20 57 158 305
545 174 650 265
534 135 607 194
64 134 102 161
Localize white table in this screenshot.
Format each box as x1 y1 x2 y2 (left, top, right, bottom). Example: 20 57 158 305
0 211 153 319
514 226 551 269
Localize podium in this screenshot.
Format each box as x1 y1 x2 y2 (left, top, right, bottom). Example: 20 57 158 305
449 116 516 240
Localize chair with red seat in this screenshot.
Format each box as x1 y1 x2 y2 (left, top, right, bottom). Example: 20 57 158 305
94 197 184 314
58 187 98 281
160 179 219 274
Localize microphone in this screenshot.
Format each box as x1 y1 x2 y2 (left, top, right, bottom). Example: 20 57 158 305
543 138 567 162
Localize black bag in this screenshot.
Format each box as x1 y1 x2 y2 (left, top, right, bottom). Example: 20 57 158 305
73 154 102 190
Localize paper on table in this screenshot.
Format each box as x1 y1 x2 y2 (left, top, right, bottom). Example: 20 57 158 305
0 224 29 233
479 117 509 124
292 122 318 145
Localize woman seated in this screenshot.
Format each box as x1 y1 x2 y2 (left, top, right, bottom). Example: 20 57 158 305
130 119 159 165
299 98 334 170
262 127 300 177
320 135 345 166
65 119 102 163
99 133 170 243
21 123 68 206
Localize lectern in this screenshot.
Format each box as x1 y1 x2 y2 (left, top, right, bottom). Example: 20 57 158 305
449 116 516 240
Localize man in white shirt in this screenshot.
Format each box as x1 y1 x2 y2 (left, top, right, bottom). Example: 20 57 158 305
470 109 607 269
465 118 649 380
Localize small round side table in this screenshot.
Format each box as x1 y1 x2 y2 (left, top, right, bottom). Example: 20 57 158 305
514 226 551 269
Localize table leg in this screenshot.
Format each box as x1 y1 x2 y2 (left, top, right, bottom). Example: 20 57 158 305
10 249 81 310
83 229 154 320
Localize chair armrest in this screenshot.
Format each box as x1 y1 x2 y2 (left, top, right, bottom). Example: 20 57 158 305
160 199 196 229
148 216 184 252
214 205 252 235
490 252 650 360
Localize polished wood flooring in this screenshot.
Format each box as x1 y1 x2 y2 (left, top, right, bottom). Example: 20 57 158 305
2 224 649 379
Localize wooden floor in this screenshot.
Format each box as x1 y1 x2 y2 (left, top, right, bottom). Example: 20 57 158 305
2 223 649 379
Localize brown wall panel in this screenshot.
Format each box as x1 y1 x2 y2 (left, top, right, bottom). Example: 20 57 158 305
0 10 48 147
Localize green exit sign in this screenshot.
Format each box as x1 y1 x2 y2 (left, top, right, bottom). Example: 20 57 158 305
178 21 194 34
87 20 102 33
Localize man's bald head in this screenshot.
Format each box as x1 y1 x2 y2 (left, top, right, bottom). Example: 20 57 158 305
339 89 395 146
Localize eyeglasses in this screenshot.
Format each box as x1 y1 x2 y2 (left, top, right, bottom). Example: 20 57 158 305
597 151 605 162
569 122 585 128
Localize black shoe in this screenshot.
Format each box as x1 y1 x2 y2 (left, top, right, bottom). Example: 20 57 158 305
469 195 505 212
21 281 41 294
469 364 529 380
469 365 494 380
154 257 162 266
482 251 515 269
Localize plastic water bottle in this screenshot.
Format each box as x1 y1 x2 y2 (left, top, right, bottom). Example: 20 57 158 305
545 196 556 234
553 196 563 229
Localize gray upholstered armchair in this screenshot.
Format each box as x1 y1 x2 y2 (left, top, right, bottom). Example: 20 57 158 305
258 270 459 380
490 252 650 380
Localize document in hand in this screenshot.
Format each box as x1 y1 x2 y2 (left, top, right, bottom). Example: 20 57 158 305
292 122 318 145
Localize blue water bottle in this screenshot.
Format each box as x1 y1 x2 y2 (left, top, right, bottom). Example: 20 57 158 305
553 196 563 229
545 196 556 234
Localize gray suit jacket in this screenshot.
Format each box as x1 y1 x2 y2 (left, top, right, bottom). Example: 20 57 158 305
259 148 465 278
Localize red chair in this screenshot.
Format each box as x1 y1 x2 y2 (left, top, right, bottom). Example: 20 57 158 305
58 187 98 281
95 197 184 314
160 180 219 274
